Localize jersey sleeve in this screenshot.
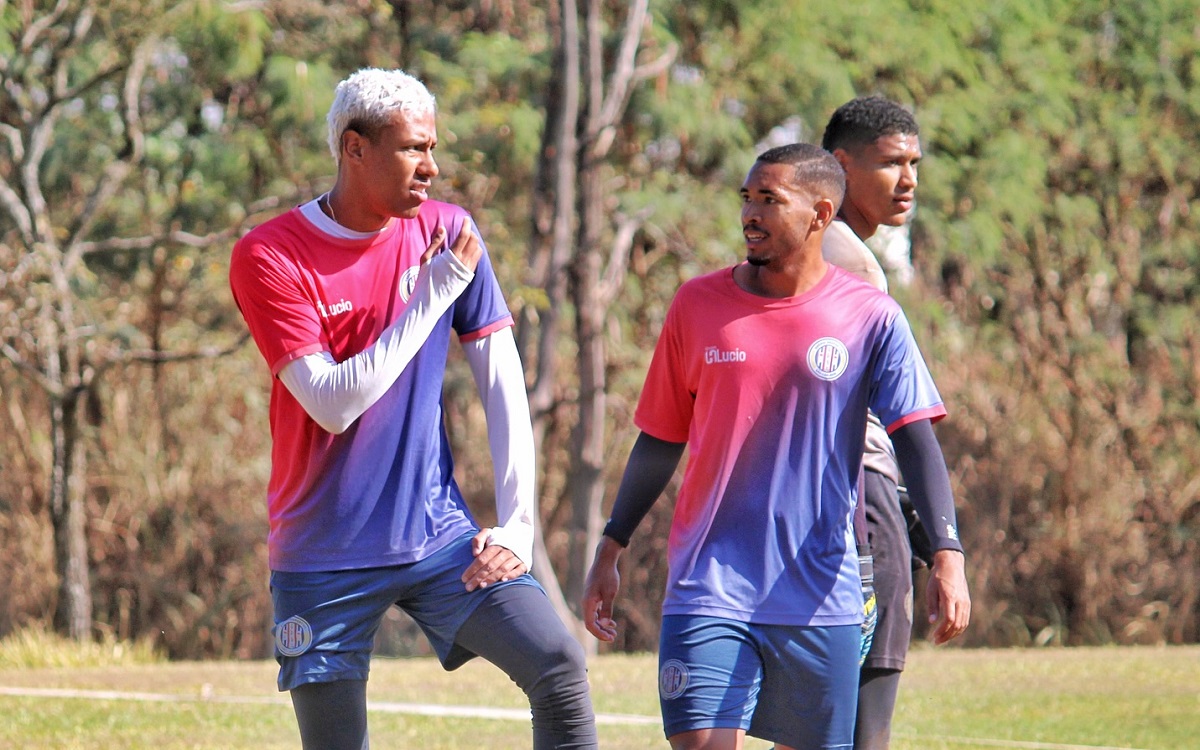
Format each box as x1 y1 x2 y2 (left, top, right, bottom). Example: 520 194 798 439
868 307 947 432
633 291 694 443
230 230 325 375
449 217 515 341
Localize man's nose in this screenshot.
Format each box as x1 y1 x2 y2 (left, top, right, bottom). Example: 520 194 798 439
421 151 439 178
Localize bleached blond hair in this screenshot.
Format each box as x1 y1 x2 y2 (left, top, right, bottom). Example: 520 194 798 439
326 68 437 166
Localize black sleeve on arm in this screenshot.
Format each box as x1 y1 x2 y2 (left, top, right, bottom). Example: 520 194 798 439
891 419 964 555
602 431 687 547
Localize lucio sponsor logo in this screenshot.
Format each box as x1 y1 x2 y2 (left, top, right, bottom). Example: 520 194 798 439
704 346 747 365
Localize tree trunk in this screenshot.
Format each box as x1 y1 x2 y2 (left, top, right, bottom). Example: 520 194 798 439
49 389 92 640
521 0 583 635
565 256 607 611
564 37 609 611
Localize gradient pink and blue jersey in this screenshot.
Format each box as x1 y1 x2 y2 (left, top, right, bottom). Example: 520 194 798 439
636 264 946 626
230 201 513 572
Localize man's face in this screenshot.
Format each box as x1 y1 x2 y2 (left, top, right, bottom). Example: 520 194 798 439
837 132 921 231
357 109 439 220
739 161 819 268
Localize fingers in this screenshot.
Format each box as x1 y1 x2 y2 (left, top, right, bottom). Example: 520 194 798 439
582 591 618 642
461 539 527 592
420 216 483 271
581 561 620 642
926 558 971 644
448 215 483 272
421 225 447 265
585 614 618 642
928 600 966 644
469 528 489 556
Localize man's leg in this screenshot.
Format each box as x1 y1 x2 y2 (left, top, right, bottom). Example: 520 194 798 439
854 668 901 750
291 679 370 750
454 584 598 750
271 567 401 750
753 623 859 750
668 727 746 749
856 470 913 750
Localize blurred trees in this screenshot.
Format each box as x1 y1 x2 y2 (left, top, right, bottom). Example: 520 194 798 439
0 0 352 652
0 0 1197 657
908 0 1200 645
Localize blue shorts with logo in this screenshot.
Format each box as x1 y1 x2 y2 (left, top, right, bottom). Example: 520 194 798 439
270 532 539 692
658 615 859 749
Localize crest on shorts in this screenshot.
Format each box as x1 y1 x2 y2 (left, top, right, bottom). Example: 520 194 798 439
275 615 313 657
807 337 849 381
398 265 421 304
659 659 690 700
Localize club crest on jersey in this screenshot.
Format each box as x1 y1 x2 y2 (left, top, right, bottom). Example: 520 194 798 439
398 265 421 304
275 615 313 657
807 337 849 381
659 659 690 700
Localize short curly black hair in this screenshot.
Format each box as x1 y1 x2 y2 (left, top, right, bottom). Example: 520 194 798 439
820 96 919 152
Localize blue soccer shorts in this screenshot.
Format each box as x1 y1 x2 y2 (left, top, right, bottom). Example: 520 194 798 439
270 531 539 692
658 614 859 749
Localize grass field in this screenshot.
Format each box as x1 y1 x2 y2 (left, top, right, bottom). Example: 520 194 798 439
0 640 1196 749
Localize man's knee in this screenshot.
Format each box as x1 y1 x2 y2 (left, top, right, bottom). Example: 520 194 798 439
458 584 590 701
527 625 590 704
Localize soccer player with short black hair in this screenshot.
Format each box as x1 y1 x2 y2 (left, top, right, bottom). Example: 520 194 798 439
822 95 969 750
582 142 969 750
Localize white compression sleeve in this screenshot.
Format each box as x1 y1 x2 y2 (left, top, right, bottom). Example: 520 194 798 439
278 251 473 434
462 327 536 568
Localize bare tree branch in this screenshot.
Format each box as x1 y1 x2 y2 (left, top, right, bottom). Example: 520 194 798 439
598 208 651 307
22 111 58 247
631 43 676 85
595 0 648 133
0 172 35 246
48 62 126 119
72 193 301 256
38 0 99 101
76 229 238 255
0 340 63 397
63 41 150 274
20 0 72 53
110 331 252 367
0 122 22 161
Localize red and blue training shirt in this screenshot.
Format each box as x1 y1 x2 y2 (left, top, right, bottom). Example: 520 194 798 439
230 201 512 572
636 263 946 626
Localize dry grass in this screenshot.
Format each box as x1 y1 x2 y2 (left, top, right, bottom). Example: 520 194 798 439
0 626 162 669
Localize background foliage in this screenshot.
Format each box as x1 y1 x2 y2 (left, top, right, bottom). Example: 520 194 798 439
1 0 1197 658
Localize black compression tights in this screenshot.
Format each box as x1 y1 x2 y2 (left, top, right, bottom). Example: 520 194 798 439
854 667 902 750
291 679 369 750
289 585 597 750
454 584 598 749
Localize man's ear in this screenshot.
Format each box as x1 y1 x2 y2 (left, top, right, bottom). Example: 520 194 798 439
341 129 366 163
832 147 852 171
811 197 837 232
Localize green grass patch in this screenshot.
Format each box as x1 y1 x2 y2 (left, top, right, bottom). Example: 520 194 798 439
0 641 1195 748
